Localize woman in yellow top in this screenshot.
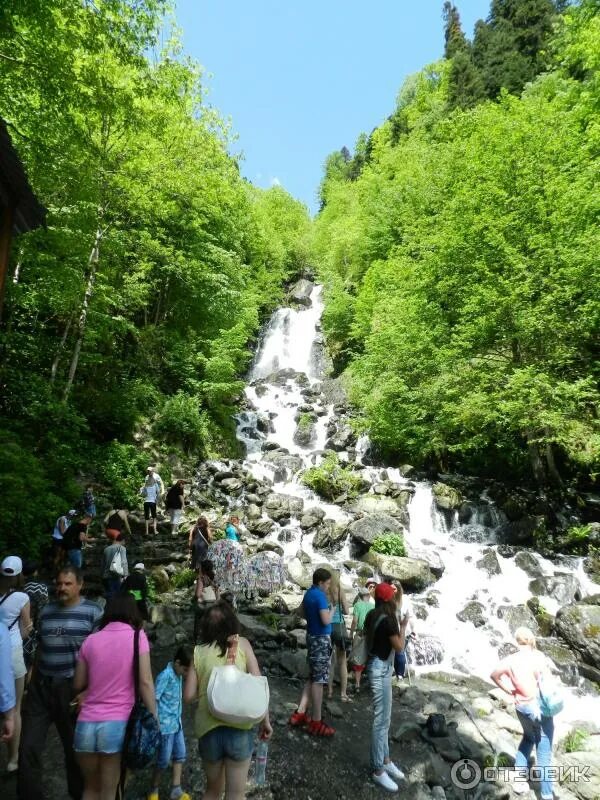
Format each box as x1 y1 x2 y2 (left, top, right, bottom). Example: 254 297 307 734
184 601 272 800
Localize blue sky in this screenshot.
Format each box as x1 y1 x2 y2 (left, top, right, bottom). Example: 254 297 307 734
173 1 491 214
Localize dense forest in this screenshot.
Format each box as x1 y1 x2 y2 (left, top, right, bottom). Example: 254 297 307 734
0 0 310 549
312 0 600 487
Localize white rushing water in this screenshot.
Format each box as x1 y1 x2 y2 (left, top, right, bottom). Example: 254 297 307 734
235 283 600 732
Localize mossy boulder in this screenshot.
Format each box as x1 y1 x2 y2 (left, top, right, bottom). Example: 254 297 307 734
432 482 463 511
362 551 436 591
555 602 600 669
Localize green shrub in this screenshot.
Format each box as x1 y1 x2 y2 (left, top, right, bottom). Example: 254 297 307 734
146 575 157 602
371 532 406 557
212 528 225 542
170 568 197 589
301 452 363 500
97 441 150 508
563 728 589 753
152 392 210 453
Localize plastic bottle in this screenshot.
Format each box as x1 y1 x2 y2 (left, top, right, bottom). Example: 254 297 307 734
254 738 269 786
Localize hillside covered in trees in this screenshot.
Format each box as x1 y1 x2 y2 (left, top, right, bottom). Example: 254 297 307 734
312 0 599 486
0 0 310 546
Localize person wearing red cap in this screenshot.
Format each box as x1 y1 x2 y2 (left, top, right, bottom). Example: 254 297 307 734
363 582 409 792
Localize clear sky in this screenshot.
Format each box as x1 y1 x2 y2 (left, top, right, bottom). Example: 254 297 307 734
173 1 491 214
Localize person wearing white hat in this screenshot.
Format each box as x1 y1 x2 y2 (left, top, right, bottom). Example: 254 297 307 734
0 555 32 771
122 563 149 621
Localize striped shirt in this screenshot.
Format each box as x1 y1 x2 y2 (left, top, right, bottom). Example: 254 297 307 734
37 599 102 678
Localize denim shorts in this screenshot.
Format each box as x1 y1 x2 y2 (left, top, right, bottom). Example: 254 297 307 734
157 729 186 769
306 634 332 684
198 726 254 763
74 720 128 753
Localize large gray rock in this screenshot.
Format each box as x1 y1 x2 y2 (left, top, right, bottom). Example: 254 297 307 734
496 604 539 635
261 450 303 479
312 520 347 551
325 423 356 452
350 494 406 517
555 602 600 669
457 601 487 628
476 549 501 576
264 492 304 521
363 551 436 591
514 550 545 577
246 518 275 538
348 513 404 551
536 637 580 685
432 482 463 511
529 574 582 605
287 557 313 589
278 649 309 679
289 278 314 307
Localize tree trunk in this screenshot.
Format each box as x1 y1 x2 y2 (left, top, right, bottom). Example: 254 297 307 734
62 229 102 402
12 247 23 285
50 316 73 385
525 427 546 485
544 429 563 487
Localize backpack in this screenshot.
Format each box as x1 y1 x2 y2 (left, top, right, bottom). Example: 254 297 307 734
61 524 81 550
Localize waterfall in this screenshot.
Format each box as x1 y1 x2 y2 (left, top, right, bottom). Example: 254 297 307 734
233 283 600 730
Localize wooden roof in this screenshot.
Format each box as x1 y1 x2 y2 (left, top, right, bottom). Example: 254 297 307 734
0 119 46 233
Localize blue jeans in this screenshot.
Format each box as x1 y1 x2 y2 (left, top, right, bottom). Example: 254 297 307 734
157 728 186 769
67 549 82 568
515 702 554 799
368 656 393 771
394 649 406 678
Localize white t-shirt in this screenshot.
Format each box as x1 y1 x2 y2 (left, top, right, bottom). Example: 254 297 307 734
0 592 29 646
397 597 415 636
143 482 160 503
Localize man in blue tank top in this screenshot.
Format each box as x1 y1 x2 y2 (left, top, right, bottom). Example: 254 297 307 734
288 568 336 736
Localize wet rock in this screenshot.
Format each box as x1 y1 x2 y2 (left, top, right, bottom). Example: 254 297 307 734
407 546 445 579
536 637 580 685
264 493 304 521
261 450 303 478
246 503 262 520
498 515 546 546
325 423 356 451
432 482 463 511
246 518 275 538
150 567 170 593
476 549 502 576
555 602 600 669
289 278 314 307
498 642 519 659
363 552 436 591
350 494 404 517
529 574 582 605
257 541 284 557
312 520 347 551
348 513 404 551
526 597 555 637
287 557 313 589
496 604 539 635
408 634 444 666
457 601 487 628
514 550 545 577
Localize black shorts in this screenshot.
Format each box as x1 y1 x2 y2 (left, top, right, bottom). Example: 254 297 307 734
144 502 157 520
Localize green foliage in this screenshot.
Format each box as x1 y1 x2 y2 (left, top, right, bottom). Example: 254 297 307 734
563 728 590 753
211 528 225 542
170 568 197 589
297 412 314 431
371 533 407 557
301 453 363 501
145 575 158 602
313 1 600 485
97 442 151 509
152 393 211 454
0 0 310 555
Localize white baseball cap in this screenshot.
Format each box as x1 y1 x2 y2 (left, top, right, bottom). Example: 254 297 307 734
68 509 77 516
1 556 23 576
133 562 145 571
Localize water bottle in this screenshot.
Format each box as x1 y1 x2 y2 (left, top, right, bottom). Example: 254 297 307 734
254 738 269 786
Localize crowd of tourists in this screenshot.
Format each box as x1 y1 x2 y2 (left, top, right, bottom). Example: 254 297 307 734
0 467 560 798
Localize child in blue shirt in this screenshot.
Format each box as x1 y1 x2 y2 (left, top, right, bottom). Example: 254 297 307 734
148 647 191 800
224 515 240 542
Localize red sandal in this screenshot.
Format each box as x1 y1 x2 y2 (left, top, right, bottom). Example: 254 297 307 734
289 710 311 727
306 719 335 737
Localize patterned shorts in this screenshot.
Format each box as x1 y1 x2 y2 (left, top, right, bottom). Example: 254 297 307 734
306 634 332 684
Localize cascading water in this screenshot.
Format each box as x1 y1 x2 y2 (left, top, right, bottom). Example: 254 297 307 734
235 284 600 732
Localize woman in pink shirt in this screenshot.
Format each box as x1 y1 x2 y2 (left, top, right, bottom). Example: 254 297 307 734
73 594 157 799
490 627 555 800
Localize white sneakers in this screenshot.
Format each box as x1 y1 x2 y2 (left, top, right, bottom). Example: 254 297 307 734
373 762 406 792
384 762 406 781
373 771 399 792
